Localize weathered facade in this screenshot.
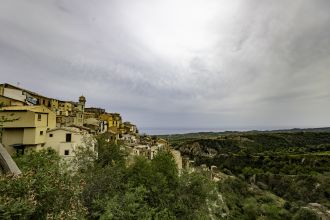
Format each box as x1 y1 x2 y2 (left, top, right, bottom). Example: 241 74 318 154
100 113 122 129
0 83 52 107
123 121 138 134
0 95 25 107
85 107 105 118
55 96 86 127
45 126 94 158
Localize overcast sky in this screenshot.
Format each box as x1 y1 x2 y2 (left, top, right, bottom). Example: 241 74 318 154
0 0 329 133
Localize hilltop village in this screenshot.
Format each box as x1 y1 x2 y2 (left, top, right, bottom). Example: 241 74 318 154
0 83 182 169
1 82 330 219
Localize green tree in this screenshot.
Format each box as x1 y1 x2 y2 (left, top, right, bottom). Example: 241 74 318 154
0 133 223 220
293 208 319 220
126 151 178 214
151 150 179 186
0 149 86 219
96 136 127 167
174 170 217 219
100 186 155 220
81 138 129 218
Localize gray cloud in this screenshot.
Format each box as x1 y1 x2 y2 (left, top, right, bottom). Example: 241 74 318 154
0 0 329 133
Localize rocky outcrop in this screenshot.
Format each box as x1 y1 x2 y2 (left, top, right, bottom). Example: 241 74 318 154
305 203 330 220
178 139 240 158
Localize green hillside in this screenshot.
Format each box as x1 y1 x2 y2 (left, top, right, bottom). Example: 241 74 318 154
159 131 330 217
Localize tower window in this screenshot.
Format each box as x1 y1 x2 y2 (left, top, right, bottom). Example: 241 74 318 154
38 114 42 121
64 150 70 156
66 133 72 142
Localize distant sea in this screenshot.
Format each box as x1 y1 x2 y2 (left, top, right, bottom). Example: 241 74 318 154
140 127 233 135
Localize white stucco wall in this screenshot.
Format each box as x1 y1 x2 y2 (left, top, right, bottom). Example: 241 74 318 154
45 127 94 157
3 88 26 102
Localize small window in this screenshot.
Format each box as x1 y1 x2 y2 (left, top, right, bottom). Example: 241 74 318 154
49 133 53 137
64 150 70 156
38 114 42 121
66 133 72 142
40 131 43 135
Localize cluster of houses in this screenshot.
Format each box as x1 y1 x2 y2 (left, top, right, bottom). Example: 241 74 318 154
0 83 182 169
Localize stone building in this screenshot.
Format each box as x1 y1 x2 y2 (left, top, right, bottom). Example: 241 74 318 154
55 96 86 127
123 122 138 134
85 107 105 118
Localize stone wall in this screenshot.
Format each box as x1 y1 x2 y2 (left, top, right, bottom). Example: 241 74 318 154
0 143 21 175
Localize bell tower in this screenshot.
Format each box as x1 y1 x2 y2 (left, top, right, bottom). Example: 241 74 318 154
79 95 86 105
78 95 86 112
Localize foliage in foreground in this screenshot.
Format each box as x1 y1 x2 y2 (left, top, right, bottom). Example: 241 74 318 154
0 149 86 219
0 140 217 219
82 143 217 219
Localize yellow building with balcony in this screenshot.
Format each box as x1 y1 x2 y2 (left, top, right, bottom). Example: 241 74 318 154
100 113 122 129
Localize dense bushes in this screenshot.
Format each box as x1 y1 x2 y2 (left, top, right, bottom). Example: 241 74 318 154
175 131 330 218
178 132 330 176
0 149 86 219
2 131 330 219
82 148 218 219
218 178 291 219
0 140 218 219
256 174 330 208
292 208 319 220
178 132 330 156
